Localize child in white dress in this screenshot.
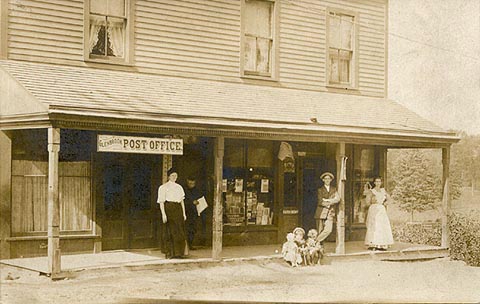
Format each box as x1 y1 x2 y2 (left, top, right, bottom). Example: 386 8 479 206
282 233 301 267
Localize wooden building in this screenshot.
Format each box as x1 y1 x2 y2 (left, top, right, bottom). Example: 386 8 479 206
0 0 458 275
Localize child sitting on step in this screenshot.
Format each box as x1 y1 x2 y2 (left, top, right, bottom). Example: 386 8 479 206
306 228 323 265
282 232 301 267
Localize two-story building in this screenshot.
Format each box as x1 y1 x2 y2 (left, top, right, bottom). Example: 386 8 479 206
0 0 458 274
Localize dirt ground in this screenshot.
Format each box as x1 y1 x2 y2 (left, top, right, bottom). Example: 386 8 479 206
1 258 480 304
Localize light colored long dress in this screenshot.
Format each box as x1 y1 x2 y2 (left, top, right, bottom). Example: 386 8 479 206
364 188 394 249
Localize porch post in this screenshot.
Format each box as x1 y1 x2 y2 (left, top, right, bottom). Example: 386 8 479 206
47 128 61 277
335 142 346 254
0 131 12 259
441 146 451 248
212 136 224 260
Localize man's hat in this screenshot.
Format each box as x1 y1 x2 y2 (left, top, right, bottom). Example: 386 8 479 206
320 172 334 180
167 167 177 177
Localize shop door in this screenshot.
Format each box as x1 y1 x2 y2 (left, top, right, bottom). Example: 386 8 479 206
301 158 325 232
301 157 337 233
100 153 160 250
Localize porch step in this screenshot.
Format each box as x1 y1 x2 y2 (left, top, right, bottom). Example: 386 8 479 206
325 247 449 263
380 247 449 262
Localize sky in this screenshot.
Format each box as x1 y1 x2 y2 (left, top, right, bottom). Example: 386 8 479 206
388 0 480 135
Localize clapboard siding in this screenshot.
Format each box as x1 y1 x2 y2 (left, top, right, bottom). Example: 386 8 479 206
134 0 241 79
278 0 386 95
279 0 325 87
6 0 387 97
8 0 83 62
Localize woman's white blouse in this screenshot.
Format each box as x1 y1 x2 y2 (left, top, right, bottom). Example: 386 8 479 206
157 181 185 203
371 188 387 204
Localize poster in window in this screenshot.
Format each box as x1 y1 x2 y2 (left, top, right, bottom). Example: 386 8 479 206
261 179 269 193
235 179 243 193
222 179 227 193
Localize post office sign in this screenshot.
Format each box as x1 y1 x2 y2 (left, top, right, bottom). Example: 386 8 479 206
97 135 183 155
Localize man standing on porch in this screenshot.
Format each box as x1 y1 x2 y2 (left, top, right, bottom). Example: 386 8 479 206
315 172 340 243
158 168 187 259
184 176 206 249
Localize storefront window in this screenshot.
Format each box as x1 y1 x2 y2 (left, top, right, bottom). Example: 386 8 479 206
352 146 376 224
223 139 275 226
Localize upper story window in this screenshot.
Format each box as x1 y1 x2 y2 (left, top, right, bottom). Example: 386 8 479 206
242 0 277 79
326 9 358 88
85 0 132 64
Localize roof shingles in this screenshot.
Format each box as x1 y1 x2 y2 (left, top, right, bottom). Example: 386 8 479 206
0 60 453 139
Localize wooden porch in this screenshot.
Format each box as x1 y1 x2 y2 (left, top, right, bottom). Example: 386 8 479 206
0 242 448 277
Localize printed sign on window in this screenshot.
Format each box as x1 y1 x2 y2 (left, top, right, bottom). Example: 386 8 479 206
261 179 269 193
235 179 243 193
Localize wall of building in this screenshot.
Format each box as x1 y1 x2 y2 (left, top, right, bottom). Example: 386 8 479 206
6 0 387 97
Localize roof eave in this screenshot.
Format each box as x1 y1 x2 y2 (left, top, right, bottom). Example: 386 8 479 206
47 108 460 148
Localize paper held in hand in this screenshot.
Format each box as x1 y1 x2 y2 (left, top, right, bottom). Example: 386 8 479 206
196 196 208 216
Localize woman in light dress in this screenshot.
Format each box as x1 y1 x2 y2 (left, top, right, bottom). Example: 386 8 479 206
364 177 394 251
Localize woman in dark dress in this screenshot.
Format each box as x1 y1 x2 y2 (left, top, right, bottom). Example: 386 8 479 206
157 168 187 258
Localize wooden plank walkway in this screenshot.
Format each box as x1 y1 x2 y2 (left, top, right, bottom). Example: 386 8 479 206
0 242 448 277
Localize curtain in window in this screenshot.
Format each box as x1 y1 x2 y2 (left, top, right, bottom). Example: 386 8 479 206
329 15 341 49
244 0 272 73
89 16 105 53
244 0 271 37
339 50 351 83
256 37 270 73
330 58 339 83
340 16 354 50
244 36 256 71
108 18 125 57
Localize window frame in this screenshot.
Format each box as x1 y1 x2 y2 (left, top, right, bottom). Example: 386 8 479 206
240 0 279 81
222 139 277 228
325 8 359 90
83 0 134 65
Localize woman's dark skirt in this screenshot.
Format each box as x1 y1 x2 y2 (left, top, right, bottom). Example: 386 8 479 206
161 202 186 258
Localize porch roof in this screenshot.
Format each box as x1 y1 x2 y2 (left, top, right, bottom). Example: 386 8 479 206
0 60 459 146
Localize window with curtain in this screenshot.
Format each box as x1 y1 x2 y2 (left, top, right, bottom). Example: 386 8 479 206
243 0 275 76
327 10 356 87
88 0 128 60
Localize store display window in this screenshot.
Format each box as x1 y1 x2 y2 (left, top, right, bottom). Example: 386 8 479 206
223 139 275 226
352 146 377 224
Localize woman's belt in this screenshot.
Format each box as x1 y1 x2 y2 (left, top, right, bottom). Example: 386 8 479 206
165 200 181 203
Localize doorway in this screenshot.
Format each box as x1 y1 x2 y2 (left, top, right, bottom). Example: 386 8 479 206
99 153 161 250
301 157 336 233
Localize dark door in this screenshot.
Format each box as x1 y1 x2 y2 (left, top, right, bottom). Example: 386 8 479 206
301 157 337 238
301 158 324 232
100 153 160 250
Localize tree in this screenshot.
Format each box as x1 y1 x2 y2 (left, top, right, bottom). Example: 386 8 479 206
451 133 480 193
390 150 439 222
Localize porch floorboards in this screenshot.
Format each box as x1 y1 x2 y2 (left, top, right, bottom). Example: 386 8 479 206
0 242 447 275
